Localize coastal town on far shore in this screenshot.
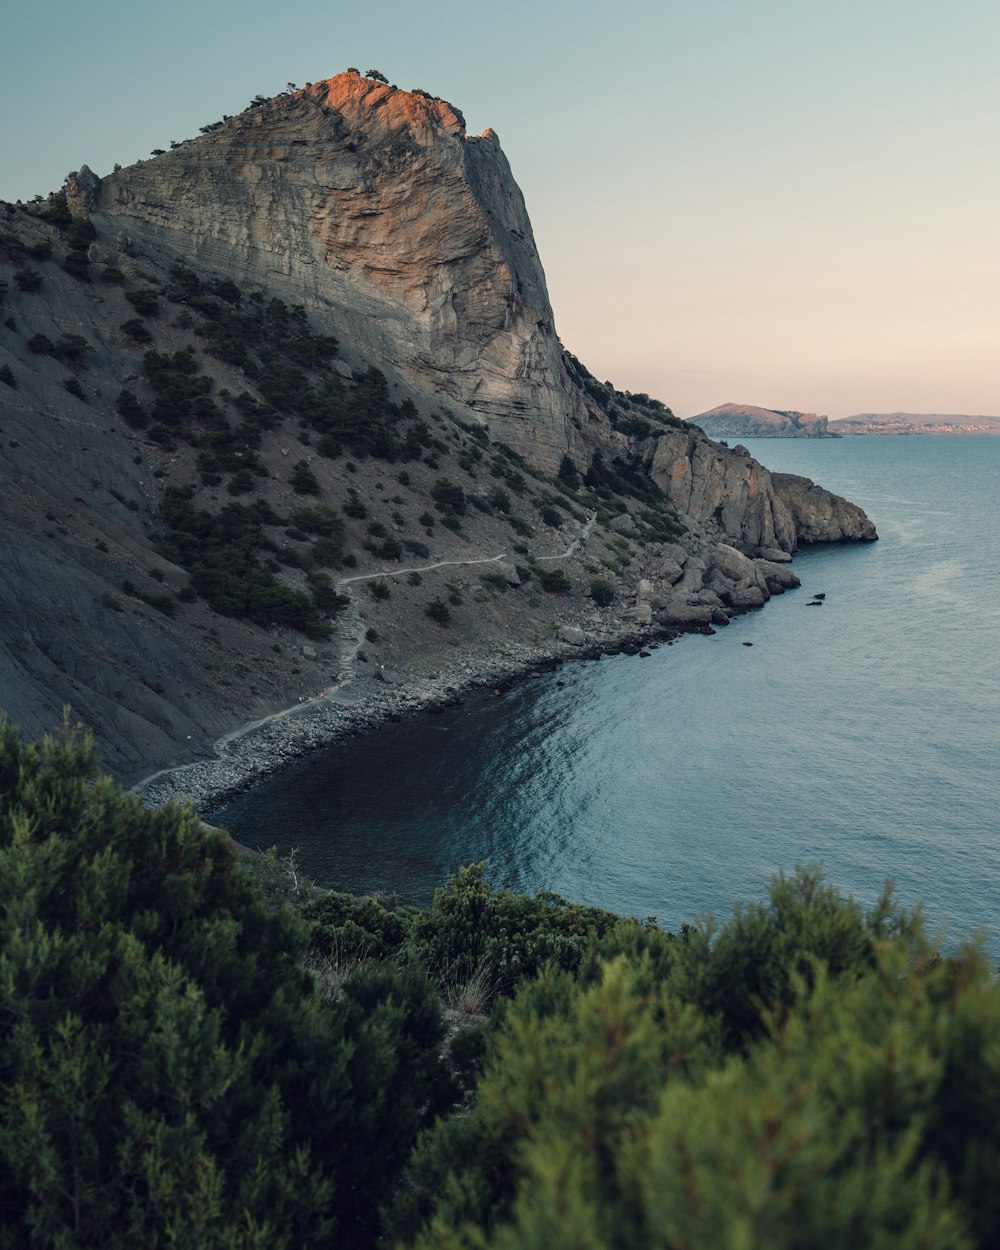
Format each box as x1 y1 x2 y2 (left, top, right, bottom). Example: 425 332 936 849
831 413 1000 435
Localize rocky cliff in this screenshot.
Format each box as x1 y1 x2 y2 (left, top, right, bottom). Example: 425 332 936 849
643 431 875 551
1 70 876 787
689 403 831 438
72 73 597 472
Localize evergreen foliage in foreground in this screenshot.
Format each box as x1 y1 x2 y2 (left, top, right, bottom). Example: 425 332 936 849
2 713 1000 1248
0 715 451 1249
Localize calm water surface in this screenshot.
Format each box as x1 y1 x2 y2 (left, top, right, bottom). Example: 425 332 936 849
215 437 1000 946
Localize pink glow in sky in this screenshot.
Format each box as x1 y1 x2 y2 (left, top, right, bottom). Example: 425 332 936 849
3 0 997 419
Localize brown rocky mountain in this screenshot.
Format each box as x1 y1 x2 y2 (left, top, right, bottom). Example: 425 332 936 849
688 403 831 438
0 71 875 792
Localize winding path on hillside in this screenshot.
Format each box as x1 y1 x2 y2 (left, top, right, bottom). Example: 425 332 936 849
132 511 597 795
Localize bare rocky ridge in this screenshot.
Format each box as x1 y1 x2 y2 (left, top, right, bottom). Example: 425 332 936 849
1 71 877 795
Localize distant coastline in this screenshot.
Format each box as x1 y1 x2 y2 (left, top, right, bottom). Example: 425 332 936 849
687 406 1000 438
829 414 1000 436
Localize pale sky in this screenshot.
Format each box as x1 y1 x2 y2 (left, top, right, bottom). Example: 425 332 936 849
2 0 997 419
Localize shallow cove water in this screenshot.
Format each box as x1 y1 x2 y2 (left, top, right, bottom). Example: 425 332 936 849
215 436 1000 947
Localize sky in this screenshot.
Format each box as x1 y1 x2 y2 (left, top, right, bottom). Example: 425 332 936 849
2 0 998 419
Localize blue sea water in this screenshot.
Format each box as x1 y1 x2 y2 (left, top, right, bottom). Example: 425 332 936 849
214 436 1000 947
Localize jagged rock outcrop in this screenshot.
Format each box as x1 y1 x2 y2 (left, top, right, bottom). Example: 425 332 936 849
643 431 875 553
83 73 599 471
770 473 877 543
689 403 830 438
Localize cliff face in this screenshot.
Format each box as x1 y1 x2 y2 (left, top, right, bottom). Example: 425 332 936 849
1 72 878 785
644 431 875 551
82 73 596 471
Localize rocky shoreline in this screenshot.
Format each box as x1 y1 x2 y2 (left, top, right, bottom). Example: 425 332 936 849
131 618 684 817
131 533 825 817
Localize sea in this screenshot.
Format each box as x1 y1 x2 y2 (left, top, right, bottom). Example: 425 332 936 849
213 436 1000 949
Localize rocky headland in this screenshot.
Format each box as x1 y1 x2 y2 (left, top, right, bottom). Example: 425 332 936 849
1 71 875 801
689 402 832 438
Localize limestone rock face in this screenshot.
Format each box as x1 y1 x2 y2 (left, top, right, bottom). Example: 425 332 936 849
771 473 878 543
643 431 875 552
89 73 597 470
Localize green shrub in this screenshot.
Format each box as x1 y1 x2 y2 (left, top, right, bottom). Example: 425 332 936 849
537 567 571 593
557 453 580 488
62 249 90 280
125 287 160 316
431 477 466 515
391 872 978 1250
290 460 320 494
0 364 15 387
27 332 54 354
154 491 330 636
425 598 450 625
369 579 391 600
115 389 147 429
488 487 511 513
291 504 343 537
589 578 615 606
14 266 42 292
63 377 85 400
0 716 452 1250
121 316 153 342
307 571 349 612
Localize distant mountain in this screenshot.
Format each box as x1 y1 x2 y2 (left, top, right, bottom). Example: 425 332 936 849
830 413 1000 435
687 403 831 438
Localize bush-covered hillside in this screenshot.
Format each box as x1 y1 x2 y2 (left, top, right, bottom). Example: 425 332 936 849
2 714 998 1248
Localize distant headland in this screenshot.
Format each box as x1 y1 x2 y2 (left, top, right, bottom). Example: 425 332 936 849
687 405 1000 438
686 404 833 438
